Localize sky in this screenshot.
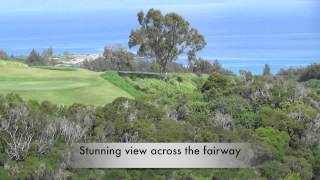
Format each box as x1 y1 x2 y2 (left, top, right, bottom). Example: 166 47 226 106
1 0 319 14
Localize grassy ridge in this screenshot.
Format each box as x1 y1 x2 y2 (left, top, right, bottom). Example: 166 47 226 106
0 61 132 105
101 72 143 97
34 66 78 71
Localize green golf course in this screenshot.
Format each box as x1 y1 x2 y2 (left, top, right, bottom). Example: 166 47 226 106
0 60 132 105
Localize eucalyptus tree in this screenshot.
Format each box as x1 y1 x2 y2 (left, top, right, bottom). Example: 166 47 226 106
129 9 206 74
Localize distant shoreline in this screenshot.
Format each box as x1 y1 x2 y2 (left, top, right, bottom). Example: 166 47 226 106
2 52 319 75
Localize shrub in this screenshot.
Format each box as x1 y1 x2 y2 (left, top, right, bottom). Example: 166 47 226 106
255 127 290 159
0 50 9 60
299 64 320 81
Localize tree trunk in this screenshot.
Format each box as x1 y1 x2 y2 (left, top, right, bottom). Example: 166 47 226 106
160 66 165 74
159 59 167 74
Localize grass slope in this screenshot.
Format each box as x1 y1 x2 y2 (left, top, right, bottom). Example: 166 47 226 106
102 72 208 100
0 61 132 105
101 72 143 97
131 73 208 99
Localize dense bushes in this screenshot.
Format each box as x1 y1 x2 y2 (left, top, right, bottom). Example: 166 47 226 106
278 63 320 82
25 49 48 66
83 45 134 72
300 64 320 81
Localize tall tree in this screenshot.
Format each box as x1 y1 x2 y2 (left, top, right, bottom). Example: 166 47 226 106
263 64 271 76
103 45 134 71
192 58 212 74
42 47 53 58
0 49 9 60
26 49 46 66
129 9 206 74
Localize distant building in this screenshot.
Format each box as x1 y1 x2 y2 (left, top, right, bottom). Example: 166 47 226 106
54 53 102 67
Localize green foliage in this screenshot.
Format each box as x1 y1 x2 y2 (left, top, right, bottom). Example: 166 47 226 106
103 45 134 71
0 49 9 60
282 173 301 180
191 58 232 74
256 127 290 159
311 144 320 178
133 73 204 100
129 8 206 73
270 79 296 107
201 72 236 99
1 57 320 179
103 97 163 122
286 102 318 121
263 64 272 76
102 72 142 97
305 79 320 94
278 63 320 82
155 119 193 142
300 64 320 81
118 71 164 79
0 168 11 180
260 160 291 180
237 111 259 129
257 107 291 128
283 156 313 180
25 49 47 66
257 107 306 148
208 95 251 118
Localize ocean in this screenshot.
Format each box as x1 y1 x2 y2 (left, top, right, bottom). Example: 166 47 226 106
0 8 319 74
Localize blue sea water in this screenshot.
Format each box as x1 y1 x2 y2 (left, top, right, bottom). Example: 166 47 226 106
0 7 319 74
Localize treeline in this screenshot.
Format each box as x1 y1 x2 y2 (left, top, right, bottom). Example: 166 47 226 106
1 46 233 74
4 47 319 77
0 48 55 66
278 63 320 81
82 45 231 74
25 48 55 66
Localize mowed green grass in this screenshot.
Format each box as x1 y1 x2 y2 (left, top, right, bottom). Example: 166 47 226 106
0 61 132 105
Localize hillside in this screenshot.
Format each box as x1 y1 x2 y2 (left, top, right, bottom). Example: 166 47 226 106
0 60 320 179
0 61 132 105
102 71 207 99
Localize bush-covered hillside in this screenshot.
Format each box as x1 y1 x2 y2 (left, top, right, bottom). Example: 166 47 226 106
0 66 320 179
